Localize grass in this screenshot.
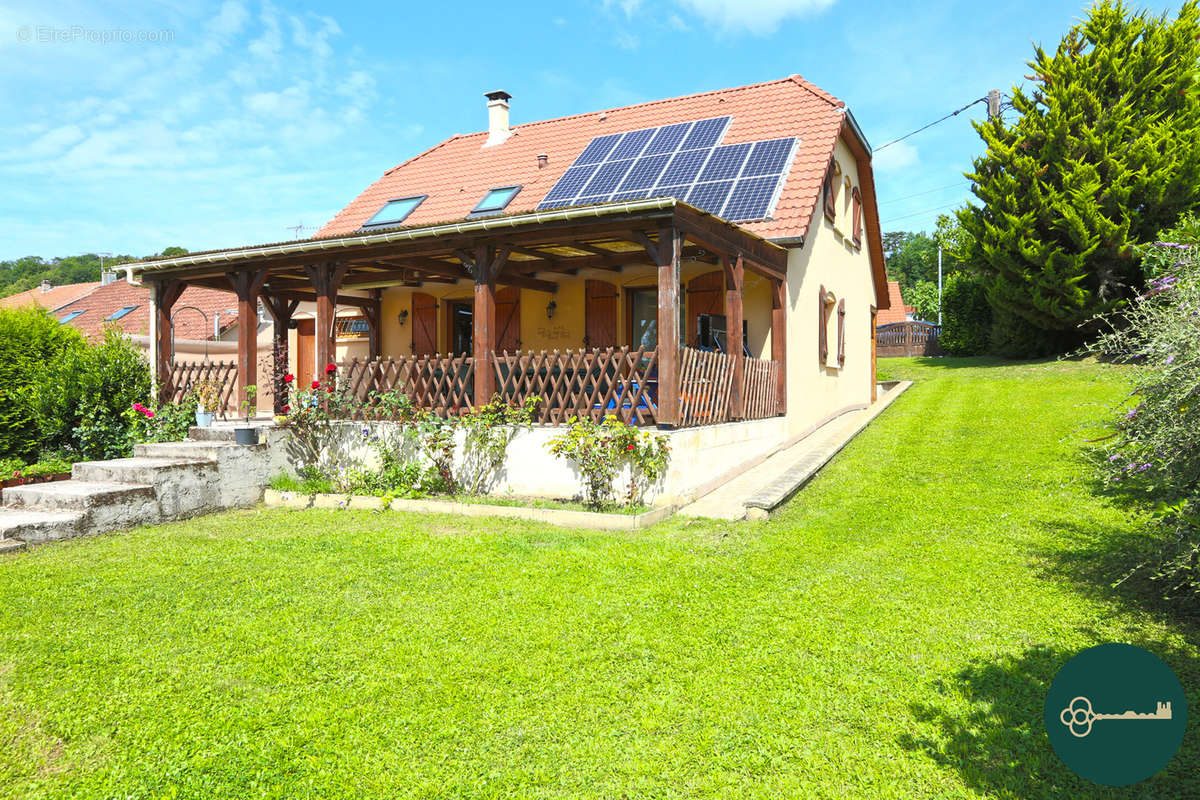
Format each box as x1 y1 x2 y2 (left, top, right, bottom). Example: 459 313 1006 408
0 356 1197 798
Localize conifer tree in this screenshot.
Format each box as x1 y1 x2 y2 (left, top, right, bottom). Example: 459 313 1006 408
959 1 1200 355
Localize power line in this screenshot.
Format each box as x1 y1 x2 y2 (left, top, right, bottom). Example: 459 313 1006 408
881 200 964 226
878 180 971 206
875 97 987 151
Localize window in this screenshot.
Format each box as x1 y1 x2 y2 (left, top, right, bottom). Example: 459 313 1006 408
361 195 426 230
851 187 863 247
468 185 521 218
58 310 85 323
818 286 829 364
334 317 370 339
106 305 139 321
837 298 846 366
822 165 836 222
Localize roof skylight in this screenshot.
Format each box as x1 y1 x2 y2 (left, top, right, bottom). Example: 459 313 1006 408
469 185 521 218
361 195 426 230
106 305 139 321
58 310 85 323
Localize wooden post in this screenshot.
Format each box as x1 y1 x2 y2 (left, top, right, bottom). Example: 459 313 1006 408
723 254 745 419
153 279 184 404
462 246 507 407
262 291 300 414
365 289 382 361
227 270 268 407
656 228 682 427
771 277 787 415
304 263 349 378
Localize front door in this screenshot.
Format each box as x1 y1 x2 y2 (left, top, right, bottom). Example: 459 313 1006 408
296 318 315 383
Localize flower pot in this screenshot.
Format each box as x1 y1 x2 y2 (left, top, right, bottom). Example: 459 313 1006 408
234 427 259 446
195 410 214 428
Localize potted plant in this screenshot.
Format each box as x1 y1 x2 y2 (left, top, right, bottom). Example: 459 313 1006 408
235 384 259 445
192 380 220 427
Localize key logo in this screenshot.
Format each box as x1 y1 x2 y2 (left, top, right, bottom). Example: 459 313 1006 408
1044 643 1187 786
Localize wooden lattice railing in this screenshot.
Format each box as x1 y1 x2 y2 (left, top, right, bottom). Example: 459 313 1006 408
741 356 780 420
678 347 736 427
168 360 238 416
341 355 475 418
494 347 659 425
876 322 942 357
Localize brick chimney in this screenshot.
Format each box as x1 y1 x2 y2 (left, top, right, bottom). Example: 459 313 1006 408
40 279 51 293
484 90 512 148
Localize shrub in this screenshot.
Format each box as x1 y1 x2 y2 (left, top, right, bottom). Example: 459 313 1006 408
72 329 152 460
1088 222 1200 602
940 273 992 355
547 415 670 509
458 396 539 494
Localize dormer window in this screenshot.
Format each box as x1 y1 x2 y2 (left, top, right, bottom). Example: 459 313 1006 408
469 185 521 218
58 310 85 323
361 195 426 230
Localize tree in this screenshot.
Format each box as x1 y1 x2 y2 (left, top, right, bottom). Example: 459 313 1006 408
906 280 940 323
960 1 1200 356
884 231 938 290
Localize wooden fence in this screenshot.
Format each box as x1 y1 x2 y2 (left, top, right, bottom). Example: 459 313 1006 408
678 347 736 427
876 322 942 358
168 360 238 416
494 347 659 425
742 356 780 420
341 355 475 418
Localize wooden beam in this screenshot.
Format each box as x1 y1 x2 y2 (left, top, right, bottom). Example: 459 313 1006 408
464 247 500 406
261 292 299 414
771 277 787 415
365 289 382 361
656 227 682 427
227 270 268 409
303 262 349 375
724 254 745 419
152 280 184 403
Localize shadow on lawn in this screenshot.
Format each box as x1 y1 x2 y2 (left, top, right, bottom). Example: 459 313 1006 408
898 641 1200 799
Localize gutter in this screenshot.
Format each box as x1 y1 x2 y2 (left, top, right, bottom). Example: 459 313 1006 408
126 197 681 277
843 108 872 155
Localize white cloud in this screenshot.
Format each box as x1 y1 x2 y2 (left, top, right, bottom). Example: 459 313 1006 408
619 0 834 35
208 0 249 37
871 140 919 172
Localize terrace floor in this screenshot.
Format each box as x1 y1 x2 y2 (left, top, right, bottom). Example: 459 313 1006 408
0 357 1197 798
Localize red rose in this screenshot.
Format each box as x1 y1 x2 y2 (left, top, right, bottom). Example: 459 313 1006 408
284 373 294 383
325 363 337 374
626 444 635 450
327 387 334 393
311 380 320 389
282 405 290 413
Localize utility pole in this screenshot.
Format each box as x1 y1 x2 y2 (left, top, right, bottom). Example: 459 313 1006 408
987 89 1002 121
937 245 943 327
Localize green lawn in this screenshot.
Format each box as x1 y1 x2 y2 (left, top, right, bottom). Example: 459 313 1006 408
1 357 1197 798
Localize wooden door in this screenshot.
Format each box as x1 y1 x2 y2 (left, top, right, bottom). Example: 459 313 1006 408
412 292 437 356
686 270 724 346
585 280 618 349
296 318 315 383
495 287 521 353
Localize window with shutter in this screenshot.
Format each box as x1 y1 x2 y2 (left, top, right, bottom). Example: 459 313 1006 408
412 293 437 356
823 167 836 222
851 187 863 248
585 280 618 349
837 298 846 367
495 286 521 353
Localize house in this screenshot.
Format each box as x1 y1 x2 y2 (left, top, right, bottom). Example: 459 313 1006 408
875 281 913 325
122 75 890 451
0 279 100 313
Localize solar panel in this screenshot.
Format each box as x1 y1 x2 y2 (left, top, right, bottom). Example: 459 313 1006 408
536 116 796 222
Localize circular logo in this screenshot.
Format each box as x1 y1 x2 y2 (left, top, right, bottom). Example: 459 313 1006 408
1044 643 1187 786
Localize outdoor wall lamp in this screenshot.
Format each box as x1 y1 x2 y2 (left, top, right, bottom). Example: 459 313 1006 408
546 300 557 319
397 310 409 326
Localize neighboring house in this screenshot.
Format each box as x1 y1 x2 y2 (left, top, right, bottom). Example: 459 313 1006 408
0 279 100 313
124 75 890 447
875 281 914 325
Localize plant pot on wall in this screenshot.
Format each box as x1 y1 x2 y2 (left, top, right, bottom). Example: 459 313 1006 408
234 427 259 446
195 410 214 428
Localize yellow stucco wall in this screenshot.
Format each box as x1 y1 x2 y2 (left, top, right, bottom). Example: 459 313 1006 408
782 135 877 438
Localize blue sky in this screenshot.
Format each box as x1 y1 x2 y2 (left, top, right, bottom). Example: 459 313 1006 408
0 0 1152 260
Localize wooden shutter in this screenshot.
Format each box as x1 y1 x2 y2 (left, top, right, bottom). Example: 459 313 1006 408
851 187 863 247
818 285 828 364
412 292 437 356
685 270 724 346
837 298 846 367
823 166 836 222
585 280 618 349
495 286 521 353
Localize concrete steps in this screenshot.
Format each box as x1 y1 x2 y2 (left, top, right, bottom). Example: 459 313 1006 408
0 424 283 551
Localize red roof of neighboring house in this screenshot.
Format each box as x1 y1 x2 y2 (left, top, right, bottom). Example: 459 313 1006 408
0 281 101 312
876 281 910 325
53 280 239 341
319 75 848 242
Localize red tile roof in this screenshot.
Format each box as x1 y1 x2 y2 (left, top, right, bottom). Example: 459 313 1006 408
0 281 101 312
876 281 910 325
319 75 848 241
53 280 240 341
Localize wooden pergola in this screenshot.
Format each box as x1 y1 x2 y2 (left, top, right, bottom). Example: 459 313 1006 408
132 198 789 428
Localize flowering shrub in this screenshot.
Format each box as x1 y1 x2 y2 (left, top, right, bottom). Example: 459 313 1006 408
125 397 197 446
1089 216 1200 602
547 415 670 509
